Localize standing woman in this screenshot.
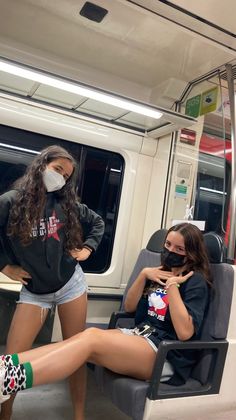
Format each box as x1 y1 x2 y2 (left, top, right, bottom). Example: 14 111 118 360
0 145 104 420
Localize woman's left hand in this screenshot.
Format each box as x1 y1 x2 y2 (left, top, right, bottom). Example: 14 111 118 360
70 247 92 261
165 271 194 290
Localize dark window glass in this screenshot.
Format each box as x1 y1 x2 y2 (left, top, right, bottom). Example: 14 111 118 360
0 124 124 272
194 152 230 233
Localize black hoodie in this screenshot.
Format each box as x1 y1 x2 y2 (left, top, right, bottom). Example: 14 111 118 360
0 190 104 294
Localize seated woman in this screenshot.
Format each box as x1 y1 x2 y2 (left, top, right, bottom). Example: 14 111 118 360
0 222 212 403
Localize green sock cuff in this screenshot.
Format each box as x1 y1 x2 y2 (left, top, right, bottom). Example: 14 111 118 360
23 362 33 389
12 353 19 366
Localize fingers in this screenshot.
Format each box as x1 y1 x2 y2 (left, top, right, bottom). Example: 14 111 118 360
167 271 194 286
21 270 32 278
19 278 30 285
184 270 194 280
16 269 32 284
70 248 90 261
177 271 194 283
3 265 32 283
156 279 166 286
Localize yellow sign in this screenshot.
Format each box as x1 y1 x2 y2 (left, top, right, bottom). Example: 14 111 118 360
200 87 218 115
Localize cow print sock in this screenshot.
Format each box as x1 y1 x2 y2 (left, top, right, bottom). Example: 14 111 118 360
2 362 33 395
0 354 19 368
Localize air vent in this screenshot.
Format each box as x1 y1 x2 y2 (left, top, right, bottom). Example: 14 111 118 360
79 2 108 23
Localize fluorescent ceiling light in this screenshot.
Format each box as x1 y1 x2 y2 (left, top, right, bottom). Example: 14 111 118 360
0 60 163 119
0 142 39 154
200 186 227 195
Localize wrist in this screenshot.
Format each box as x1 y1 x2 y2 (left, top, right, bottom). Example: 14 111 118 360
139 270 147 285
165 282 180 290
83 245 93 253
1 264 9 274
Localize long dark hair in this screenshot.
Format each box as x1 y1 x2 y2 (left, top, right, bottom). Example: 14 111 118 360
7 145 83 251
163 223 212 286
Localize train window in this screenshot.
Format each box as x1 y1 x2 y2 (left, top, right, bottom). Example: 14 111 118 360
0 124 124 273
194 134 231 234
194 154 225 232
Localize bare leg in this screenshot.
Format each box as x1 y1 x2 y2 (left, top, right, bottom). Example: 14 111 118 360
16 328 156 386
58 292 87 420
0 303 48 420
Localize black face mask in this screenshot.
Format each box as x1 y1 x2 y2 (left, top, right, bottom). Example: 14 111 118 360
162 247 186 268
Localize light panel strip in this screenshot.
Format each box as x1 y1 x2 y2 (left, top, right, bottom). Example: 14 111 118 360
0 60 163 119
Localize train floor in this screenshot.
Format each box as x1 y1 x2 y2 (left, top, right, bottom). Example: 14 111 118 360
10 369 130 420
3 369 236 420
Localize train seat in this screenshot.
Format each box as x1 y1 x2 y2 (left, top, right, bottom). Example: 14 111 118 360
120 228 168 313
94 231 234 420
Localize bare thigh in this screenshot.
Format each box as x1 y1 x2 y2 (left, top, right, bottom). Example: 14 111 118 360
57 292 87 339
88 328 157 380
6 303 48 353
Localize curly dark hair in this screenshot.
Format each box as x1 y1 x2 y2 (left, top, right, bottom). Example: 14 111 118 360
162 223 212 286
7 145 83 252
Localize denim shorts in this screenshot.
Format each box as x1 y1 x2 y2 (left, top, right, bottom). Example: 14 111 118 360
17 264 87 309
118 327 158 353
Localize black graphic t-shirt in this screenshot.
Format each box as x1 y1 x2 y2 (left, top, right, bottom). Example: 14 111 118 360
147 286 169 321
0 190 104 294
135 272 209 383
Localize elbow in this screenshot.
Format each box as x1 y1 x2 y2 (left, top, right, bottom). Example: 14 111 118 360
177 332 192 341
123 302 130 312
176 316 194 341
176 328 194 341
124 301 135 313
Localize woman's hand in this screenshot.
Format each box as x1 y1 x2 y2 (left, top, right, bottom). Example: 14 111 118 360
70 247 92 261
142 266 174 286
1 264 32 285
165 271 194 290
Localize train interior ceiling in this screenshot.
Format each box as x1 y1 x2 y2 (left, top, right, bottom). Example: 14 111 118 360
0 0 235 112
0 1 235 231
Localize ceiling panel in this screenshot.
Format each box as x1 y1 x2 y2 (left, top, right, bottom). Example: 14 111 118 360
170 0 236 34
78 99 126 119
0 72 35 95
118 113 160 130
0 0 235 107
33 84 85 108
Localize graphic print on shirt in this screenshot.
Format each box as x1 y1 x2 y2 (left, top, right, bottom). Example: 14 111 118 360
31 210 64 241
148 287 169 321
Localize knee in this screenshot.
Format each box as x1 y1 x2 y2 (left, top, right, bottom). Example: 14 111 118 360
81 327 104 346
81 328 106 360
83 327 103 339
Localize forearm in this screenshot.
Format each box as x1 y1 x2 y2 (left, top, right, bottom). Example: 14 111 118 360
124 269 147 312
78 203 105 251
167 285 194 340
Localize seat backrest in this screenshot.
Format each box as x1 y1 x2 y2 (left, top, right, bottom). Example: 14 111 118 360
146 228 168 252
191 232 234 382
203 231 227 263
120 229 167 310
201 232 233 340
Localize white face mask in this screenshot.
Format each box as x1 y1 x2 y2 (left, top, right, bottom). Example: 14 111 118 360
42 168 66 192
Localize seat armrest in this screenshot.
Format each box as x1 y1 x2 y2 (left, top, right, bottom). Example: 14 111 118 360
147 339 229 399
108 311 135 329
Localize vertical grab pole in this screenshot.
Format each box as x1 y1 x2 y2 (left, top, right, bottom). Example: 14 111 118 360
226 64 236 263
